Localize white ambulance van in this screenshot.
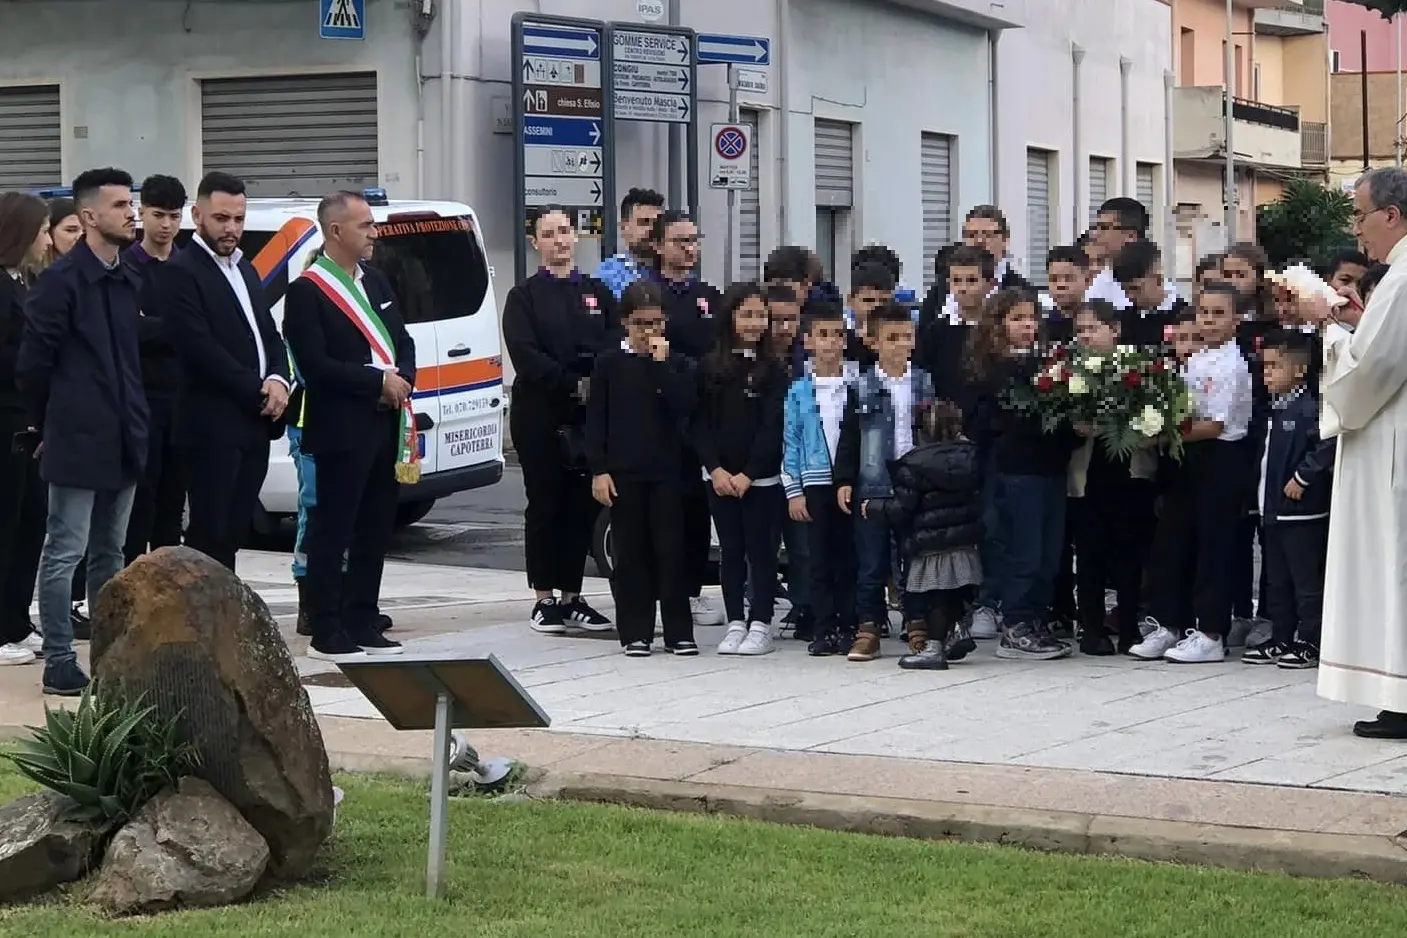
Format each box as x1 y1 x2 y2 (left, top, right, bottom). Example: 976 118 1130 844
43 185 506 532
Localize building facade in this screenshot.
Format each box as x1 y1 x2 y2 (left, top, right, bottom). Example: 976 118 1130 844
0 0 1168 297
1327 0 1401 72
1325 0 1403 188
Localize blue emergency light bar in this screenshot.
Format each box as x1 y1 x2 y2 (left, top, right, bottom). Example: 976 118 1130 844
363 187 389 206
32 184 145 199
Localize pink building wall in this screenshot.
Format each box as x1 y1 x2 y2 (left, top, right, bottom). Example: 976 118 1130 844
1328 0 1400 72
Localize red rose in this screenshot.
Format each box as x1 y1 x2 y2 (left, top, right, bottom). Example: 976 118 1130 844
1036 375 1054 392
1150 357 1165 373
1123 371 1142 389
1051 345 1066 361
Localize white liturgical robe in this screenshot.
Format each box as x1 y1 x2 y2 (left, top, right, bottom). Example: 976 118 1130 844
1317 233 1407 711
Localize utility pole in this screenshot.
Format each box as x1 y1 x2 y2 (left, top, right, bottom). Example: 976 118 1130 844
667 0 683 210
1397 13 1403 167
1223 0 1237 243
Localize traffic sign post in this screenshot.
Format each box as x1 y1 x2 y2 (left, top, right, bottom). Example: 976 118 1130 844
512 13 614 283
606 23 699 221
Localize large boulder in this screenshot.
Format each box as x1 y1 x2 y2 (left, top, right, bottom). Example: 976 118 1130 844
0 791 101 902
87 777 269 916
91 546 333 880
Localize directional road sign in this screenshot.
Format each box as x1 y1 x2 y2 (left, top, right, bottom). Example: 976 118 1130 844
523 147 603 177
613 61 690 94
696 33 771 66
524 177 604 208
612 28 690 65
520 57 602 88
614 90 690 123
522 87 603 117
612 27 693 126
523 115 603 147
522 24 601 59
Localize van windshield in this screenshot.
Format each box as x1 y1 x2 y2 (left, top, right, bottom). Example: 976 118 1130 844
371 216 491 325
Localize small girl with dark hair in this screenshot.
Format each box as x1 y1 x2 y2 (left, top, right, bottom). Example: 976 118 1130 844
861 400 983 670
694 281 789 656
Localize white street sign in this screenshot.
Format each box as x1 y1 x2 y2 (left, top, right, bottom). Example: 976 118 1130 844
523 176 604 207
613 61 690 94
523 146 604 177
709 123 751 190
636 0 664 21
519 56 601 89
737 68 768 97
614 90 690 123
613 29 691 66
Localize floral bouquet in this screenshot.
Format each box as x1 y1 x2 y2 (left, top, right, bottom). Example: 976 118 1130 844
1069 345 1192 461
1000 345 1081 433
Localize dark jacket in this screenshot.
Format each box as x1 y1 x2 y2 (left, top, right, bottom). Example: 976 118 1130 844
281 263 417 457
122 242 182 398
501 270 618 425
0 271 27 416
162 239 291 450
868 439 983 558
918 261 1031 365
657 274 722 362
692 351 786 480
17 241 149 490
834 366 937 499
985 356 1080 477
585 348 697 483
1119 300 1181 349
1258 389 1335 524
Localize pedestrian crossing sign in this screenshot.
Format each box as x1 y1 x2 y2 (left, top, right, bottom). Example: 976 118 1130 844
319 0 365 40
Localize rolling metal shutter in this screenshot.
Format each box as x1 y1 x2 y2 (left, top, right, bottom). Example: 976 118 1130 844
920 133 953 292
1088 157 1110 224
1136 163 1157 213
200 73 378 198
1026 149 1052 286
0 85 61 191
739 108 761 282
813 119 853 208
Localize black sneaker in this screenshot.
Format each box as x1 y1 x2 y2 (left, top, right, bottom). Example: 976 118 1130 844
1277 642 1319 669
667 641 699 656
944 623 977 662
623 641 651 657
70 605 91 642
377 614 393 632
42 659 90 697
295 579 311 637
898 640 949 671
564 597 613 632
784 607 816 642
807 630 842 657
356 630 403 656
996 621 1071 661
1242 640 1289 665
308 633 365 662
1079 632 1117 656
530 598 568 634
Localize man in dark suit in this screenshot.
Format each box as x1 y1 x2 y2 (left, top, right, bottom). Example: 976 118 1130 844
163 172 290 571
282 191 415 660
18 167 149 695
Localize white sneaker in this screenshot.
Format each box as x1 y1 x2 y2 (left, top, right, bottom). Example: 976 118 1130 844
1164 629 1227 664
716 622 748 655
691 597 725 627
736 623 775 656
1128 621 1179 660
0 643 37 666
970 606 1001 640
19 631 43 656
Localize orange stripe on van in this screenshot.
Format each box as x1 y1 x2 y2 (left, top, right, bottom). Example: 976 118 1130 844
251 217 317 283
416 356 503 394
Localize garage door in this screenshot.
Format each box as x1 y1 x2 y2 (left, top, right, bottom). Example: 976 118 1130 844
1088 156 1111 225
201 73 378 198
0 85 61 191
1136 162 1157 215
920 133 953 292
814 119 853 208
1026 148 1052 286
739 108 761 282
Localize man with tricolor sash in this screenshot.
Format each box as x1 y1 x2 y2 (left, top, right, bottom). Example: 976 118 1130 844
282 191 416 661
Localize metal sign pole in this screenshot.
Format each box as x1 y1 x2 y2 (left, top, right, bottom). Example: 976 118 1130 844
725 65 739 286
426 690 452 899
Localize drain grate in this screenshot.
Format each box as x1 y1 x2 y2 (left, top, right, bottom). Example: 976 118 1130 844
302 671 354 689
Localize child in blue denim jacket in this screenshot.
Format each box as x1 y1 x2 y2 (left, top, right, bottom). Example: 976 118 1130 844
833 303 935 663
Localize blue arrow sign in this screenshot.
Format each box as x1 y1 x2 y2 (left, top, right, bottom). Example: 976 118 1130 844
522 24 600 60
696 33 770 66
523 116 603 148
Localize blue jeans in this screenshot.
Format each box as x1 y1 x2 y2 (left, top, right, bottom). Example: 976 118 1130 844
854 512 921 627
289 427 315 580
976 457 1003 611
994 473 1067 625
39 484 135 665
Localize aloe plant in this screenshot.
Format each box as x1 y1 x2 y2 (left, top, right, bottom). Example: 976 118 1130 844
3 683 200 830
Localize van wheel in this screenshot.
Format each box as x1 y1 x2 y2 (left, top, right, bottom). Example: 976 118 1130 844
591 509 614 579
395 499 437 528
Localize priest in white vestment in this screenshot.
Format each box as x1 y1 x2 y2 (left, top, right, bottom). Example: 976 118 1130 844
1311 167 1407 739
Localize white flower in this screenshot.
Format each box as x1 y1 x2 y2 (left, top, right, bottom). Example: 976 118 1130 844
1138 404 1164 437
1067 374 1090 395
1083 355 1104 373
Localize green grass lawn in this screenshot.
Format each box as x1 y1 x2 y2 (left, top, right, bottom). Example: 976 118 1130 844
1 762 1404 937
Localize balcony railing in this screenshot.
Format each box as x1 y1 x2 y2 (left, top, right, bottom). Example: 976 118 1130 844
1227 96 1301 133
1302 120 1328 166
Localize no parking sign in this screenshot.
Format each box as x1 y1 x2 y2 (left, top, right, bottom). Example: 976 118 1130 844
709 123 752 190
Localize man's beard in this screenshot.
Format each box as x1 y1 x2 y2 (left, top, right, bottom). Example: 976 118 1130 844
199 227 237 257
97 223 135 248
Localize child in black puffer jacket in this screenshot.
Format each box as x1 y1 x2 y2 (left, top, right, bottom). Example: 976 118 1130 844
861 401 984 671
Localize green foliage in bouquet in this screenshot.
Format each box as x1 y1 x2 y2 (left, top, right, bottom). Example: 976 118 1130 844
1067 346 1192 462
3 682 200 831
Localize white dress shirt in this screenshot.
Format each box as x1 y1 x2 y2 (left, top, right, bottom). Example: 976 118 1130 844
1085 265 1180 312
1183 339 1252 442
880 365 916 459
191 235 286 387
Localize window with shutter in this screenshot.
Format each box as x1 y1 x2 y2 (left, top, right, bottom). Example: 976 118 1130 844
1026 149 1053 286
0 85 61 191
921 133 953 292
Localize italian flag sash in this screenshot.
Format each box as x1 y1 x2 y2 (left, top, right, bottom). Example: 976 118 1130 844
301 256 421 484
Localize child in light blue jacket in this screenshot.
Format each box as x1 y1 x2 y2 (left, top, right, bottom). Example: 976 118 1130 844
781 300 858 655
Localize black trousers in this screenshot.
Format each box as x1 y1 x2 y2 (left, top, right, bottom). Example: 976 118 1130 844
610 478 692 647
1052 507 1078 623
803 485 857 639
681 477 712 597
0 412 37 644
709 485 782 625
914 585 974 641
1148 440 1247 638
511 404 595 595
183 439 270 571
1232 513 1269 619
303 424 399 644
1262 518 1328 647
4 452 45 633
124 396 186 565
1072 473 1155 643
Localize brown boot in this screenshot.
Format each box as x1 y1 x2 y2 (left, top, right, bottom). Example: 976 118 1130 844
906 627 928 656
848 626 882 662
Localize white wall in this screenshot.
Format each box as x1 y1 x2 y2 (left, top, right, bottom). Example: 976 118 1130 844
0 0 420 192
996 0 1172 276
